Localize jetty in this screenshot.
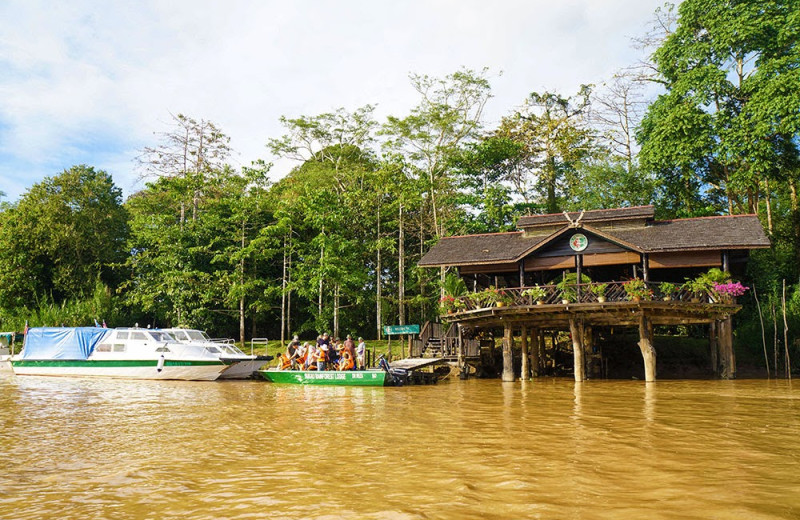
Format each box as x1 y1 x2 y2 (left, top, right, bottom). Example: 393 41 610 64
416 206 770 382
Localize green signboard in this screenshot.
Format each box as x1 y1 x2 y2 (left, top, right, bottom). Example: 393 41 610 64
383 324 420 336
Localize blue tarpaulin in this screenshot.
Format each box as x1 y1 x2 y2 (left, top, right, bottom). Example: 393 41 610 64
22 327 110 360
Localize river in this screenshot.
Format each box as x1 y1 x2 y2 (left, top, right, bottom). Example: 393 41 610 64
0 372 798 519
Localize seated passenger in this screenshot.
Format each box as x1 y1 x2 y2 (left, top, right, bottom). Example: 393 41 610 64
338 351 354 371
278 353 293 370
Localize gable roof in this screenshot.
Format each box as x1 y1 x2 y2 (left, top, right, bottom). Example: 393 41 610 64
417 231 546 267
418 213 770 267
612 215 771 252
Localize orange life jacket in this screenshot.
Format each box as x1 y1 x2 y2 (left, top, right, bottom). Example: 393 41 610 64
339 354 354 371
317 349 328 363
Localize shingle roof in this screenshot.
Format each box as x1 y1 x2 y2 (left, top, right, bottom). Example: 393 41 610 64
417 231 550 267
419 214 770 267
517 205 655 228
611 215 771 252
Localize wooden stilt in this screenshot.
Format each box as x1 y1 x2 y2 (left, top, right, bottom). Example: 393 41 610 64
520 325 529 380
638 315 657 382
502 324 514 382
569 318 585 382
709 321 719 375
719 317 736 379
530 327 540 378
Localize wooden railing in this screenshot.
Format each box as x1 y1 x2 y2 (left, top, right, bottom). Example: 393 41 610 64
448 281 731 313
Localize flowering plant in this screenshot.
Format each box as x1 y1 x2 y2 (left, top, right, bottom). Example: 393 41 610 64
481 286 512 306
439 295 465 313
521 285 547 301
623 278 651 300
713 281 749 297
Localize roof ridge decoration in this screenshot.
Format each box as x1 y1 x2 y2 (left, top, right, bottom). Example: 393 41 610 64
563 209 585 228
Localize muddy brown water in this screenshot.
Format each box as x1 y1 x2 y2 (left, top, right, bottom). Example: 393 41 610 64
1 372 798 519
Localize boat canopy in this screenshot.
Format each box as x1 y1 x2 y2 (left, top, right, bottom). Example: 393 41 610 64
22 327 110 360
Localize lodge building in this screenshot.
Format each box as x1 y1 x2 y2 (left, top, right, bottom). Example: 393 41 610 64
418 205 770 382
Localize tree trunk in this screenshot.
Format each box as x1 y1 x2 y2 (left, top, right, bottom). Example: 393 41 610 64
334 284 340 340
281 236 287 347
377 209 382 340
398 203 405 326
239 219 246 347
765 178 773 234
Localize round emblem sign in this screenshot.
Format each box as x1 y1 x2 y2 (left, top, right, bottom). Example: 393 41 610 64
569 233 588 252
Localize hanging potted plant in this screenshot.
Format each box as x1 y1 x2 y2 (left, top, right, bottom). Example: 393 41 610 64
590 283 608 303
623 278 650 302
658 282 677 301
522 285 548 305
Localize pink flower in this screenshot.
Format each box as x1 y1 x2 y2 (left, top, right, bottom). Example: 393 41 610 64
713 282 749 297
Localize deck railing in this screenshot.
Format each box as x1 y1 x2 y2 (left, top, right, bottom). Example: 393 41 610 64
447 281 732 314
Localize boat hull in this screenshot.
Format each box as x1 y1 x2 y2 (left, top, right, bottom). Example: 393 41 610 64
11 359 225 381
219 358 271 379
257 369 388 386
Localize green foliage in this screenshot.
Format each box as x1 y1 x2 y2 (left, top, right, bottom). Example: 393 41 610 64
0 165 128 308
521 285 548 301
556 272 592 302
623 278 651 300
442 273 467 297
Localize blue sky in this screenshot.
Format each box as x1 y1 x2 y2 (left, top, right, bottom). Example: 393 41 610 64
0 0 666 203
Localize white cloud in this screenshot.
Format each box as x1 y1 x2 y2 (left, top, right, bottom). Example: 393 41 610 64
0 0 666 202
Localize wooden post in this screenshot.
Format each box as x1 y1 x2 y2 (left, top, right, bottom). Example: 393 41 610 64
638 315 657 382
569 318 585 382
457 323 465 378
502 324 514 382
643 253 650 282
519 261 525 288
530 327 540 378
719 317 736 379
520 325 529 380
584 325 594 378
709 321 719 375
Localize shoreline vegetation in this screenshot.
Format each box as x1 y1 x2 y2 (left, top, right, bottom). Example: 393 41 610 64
1 0 798 378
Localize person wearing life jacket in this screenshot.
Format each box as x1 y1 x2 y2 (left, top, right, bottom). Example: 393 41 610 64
338 350 354 371
316 344 328 371
278 353 293 370
295 342 309 369
305 346 318 371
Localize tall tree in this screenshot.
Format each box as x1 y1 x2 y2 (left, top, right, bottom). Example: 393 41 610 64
137 113 232 226
383 68 492 239
498 86 595 213
638 0 800 218
0 165 128 308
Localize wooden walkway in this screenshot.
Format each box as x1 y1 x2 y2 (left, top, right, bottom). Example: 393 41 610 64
389 358 447 370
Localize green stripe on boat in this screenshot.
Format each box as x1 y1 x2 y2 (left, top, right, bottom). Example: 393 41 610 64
12 359 224 368
257 369 388 386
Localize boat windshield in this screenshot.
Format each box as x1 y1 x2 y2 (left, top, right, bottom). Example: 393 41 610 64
149 331 177 343
186 330 209 342
170 330 190 341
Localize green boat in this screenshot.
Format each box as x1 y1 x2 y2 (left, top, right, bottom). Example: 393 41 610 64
257 369 389 386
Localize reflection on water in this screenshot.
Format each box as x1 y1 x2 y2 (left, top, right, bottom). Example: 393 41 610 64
1 373 799 519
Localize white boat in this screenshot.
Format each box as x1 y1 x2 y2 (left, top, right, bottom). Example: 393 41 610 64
10 327 227 380
160 328 272 379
